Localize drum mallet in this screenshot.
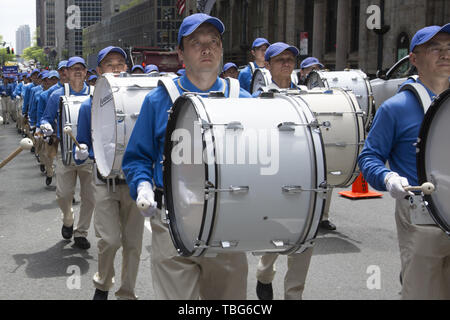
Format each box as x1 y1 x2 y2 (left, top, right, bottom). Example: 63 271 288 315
63 126 82 149
404 182 435 195
0 138 34 169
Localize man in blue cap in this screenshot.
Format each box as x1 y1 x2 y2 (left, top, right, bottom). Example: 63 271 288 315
87 75 97 86
73 45 145 300
221 62 239 79
122 13 250 300
238 37 270 92
22 69 40 136
144 64 159 74
299 57 324 85
358 23 450 299
41 56 95 250
131 65 145 74
252 42 314 301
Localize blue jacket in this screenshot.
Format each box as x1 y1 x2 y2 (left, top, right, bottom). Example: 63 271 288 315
238 63 260 93
41 83 90 138
29 86 43 127
6 83 16 99
73 98 95 165
37 83 63 128
22 83 35 114
357 80 436 191
13 82 23 99
122 75 252 201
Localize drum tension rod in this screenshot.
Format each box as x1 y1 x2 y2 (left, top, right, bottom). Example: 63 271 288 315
204 181 249 194
200 119 244 130
282 185 329 194
278 120 331 131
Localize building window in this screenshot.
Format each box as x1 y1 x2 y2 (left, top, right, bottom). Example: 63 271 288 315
325 0 337 53
350 0 360 52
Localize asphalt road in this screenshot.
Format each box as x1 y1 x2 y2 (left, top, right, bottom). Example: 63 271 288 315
0 122 401 300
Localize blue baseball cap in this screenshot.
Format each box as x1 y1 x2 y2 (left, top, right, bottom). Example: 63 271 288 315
145 64 159 73
410 23 450 52
252 38 270 49
178 13 225 46
131 65 145 73
58 60 68 70
46 70 60 79
31 69 40 76
67 56 87 68
88 75 98 81
97 46 127 66
300 57 324 69
223 62 238 73
38 71 48 78
265 42 299 61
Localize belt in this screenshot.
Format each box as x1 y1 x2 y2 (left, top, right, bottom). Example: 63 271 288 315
97 170 127 185
155 188 163 210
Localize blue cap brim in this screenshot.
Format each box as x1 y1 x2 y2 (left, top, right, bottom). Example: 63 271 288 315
178 17 225 45
411 23 450 52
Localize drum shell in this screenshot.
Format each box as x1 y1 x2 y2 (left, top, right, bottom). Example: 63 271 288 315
92 73 176 178
164 94 326 256
292 88 365 187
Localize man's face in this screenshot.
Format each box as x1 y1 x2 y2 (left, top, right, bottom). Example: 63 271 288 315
48 77 59 88
222 67 239 79
132 69 144 75
68 64 87 83
410 32 450 79
265 50 296 83
300 64 321 78
252 44 269 62
58 68 69 83
178 23 223 74
97 52 128 75
31 74 38 83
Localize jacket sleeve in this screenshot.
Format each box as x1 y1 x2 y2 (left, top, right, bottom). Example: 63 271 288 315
74 100 94 165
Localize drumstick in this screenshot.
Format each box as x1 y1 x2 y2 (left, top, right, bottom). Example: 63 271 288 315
404 182 435 195
63 126 82 149
0 138 34 169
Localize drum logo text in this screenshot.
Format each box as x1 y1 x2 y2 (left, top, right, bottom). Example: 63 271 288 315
100 94 113 108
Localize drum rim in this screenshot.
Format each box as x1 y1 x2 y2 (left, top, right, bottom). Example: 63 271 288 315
59 97 72 166
417 88 450 233
163 95 218 257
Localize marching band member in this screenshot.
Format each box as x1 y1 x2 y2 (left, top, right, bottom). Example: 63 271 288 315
358 24 450 299
221 62 239 79
144 64 159 74
74 46 145 300
238 37 270 92
252 42 314 300
122 13 250 300
40 57 96 250
131 65 145 74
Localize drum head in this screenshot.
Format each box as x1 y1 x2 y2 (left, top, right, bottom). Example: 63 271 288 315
164 97 207 256
250 68 271 93
417 89 450 234
305 71 325 89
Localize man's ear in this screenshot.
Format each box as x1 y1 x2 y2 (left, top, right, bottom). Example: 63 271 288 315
409 52 418 69
264 61 270 70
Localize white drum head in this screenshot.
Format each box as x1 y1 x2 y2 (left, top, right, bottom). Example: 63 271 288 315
417 89 450 234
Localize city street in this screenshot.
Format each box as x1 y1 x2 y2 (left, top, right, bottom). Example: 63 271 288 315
0 122 402 300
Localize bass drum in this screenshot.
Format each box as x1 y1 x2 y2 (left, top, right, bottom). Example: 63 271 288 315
290 88 365 187
92 73 177 178
306 69 374 130
416 88 450 235
59 95 91 166
250 68 302 93
163 93 327 257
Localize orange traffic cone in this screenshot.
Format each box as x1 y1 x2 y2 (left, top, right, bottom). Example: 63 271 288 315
339 173 383 199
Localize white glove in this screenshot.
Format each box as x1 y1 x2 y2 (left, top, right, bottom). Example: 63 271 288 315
40 123 53 136
74 144 89 161
136 181 158 217
34 131 41 140
385 172 414 200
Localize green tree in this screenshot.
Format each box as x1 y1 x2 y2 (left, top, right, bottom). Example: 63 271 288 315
0 34 16 65
22 46 49 67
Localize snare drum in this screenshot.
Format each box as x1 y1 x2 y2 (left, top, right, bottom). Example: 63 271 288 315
289 88 365 187
250 68 302 93
163 93 327 257
59 95 91 166
416 88 450 235
306 69 374 130
92 73 177 178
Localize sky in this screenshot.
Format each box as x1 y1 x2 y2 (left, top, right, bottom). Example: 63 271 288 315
0 0 36 49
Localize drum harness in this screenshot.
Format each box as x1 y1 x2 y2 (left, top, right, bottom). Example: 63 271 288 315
399 82 436 225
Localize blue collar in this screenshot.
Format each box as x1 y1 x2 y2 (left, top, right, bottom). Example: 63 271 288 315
177 75 226 94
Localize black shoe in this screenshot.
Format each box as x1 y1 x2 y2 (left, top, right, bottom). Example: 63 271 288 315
74 237 91 250
30 147 35 153
256 281 273 300
40 165 46 173
46 176 52 186
62 225 73 240
35 154 40 163
93 289 108 300
320 220 337 231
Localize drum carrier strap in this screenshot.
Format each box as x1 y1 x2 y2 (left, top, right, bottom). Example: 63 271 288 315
226 77 240 98
158 78 180 104
64 83 70 97
249 62 256 74
399 82 432 114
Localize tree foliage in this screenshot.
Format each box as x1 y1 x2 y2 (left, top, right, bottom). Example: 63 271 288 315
0 34 16 65
22 46 49 67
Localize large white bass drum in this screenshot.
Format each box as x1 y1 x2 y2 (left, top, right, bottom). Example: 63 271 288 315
92 73 177 178
416 88 450 235
306 69 374 130
163 93 327 257
59 94 91 166
250 68 302 93
285 88 365 187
